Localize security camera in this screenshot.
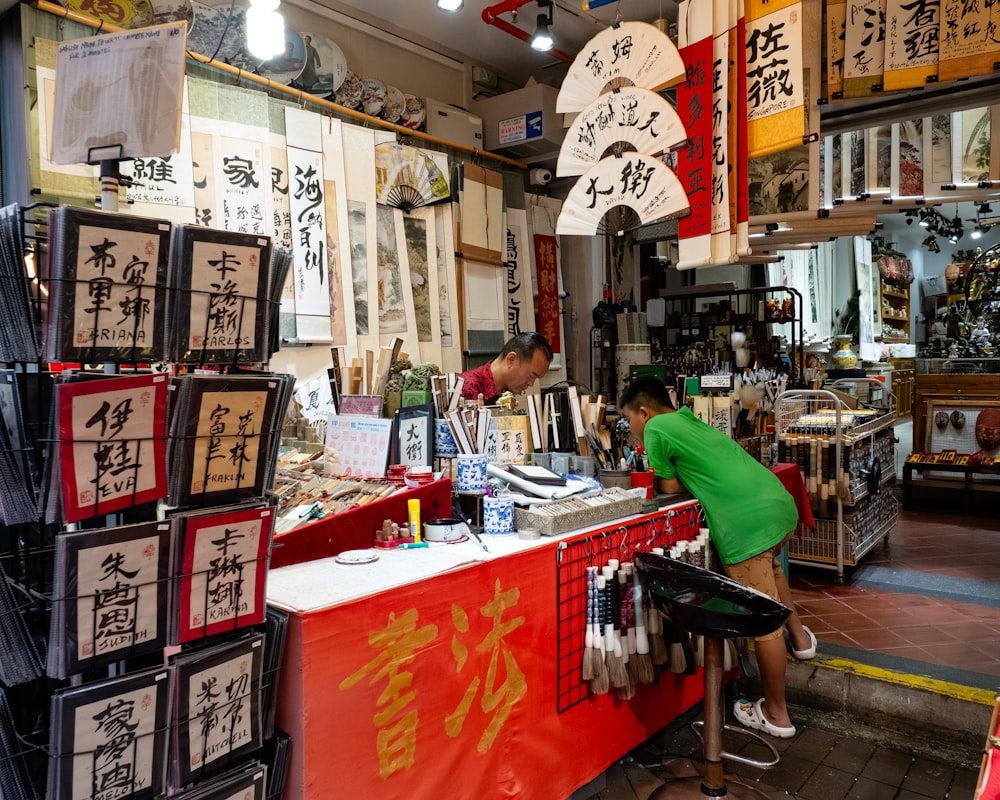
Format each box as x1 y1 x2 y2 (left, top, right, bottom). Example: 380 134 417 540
529 168 552 185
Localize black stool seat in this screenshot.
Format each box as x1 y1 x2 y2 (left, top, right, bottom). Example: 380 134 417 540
635 552 792 799
635 552 790 638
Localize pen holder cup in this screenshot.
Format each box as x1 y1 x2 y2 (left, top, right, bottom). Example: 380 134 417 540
630 470 655 499
456 453 488 494
483 496 514 536
434 418 458 458
599 469 632 490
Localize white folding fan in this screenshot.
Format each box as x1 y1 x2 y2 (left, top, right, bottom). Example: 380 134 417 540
374 141 451 213
556 152 690 236
556 20 686 114
556 87 688 177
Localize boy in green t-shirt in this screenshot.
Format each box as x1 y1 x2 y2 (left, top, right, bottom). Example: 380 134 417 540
620 377 816 739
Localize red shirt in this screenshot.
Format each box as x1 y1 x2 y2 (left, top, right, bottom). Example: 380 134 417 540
460 362 498 404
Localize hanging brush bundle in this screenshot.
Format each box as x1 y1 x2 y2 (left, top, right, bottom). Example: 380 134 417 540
581 565 596 683
590 574 610 694
601 564 628 689
626 562 655 684
614 563 636 699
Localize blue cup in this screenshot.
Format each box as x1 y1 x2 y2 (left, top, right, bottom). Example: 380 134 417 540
456 453 487 494
434 418 457 458
483 496 514 535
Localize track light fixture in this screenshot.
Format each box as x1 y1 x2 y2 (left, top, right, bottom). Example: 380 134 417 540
531 0 555 51
436 0 463 11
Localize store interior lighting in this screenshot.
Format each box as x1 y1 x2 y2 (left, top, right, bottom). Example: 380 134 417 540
436 0 464 12
531 0 555 51
246 0 285 60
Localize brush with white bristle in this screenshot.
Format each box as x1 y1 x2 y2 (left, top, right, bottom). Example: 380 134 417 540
601 565 628 688
628 562 656 684
590 574 611 694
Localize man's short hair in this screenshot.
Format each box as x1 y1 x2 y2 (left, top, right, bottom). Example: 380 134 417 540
500 332 553 363
619 376 672 411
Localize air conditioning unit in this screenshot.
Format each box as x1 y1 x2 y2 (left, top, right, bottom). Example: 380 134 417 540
425 99 484 150
471 83 564 167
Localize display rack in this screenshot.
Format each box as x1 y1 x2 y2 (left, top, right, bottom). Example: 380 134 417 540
774 381 898 581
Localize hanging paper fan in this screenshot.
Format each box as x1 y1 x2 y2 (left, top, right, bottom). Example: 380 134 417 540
556 21 686 114
374 142 451 213
557 87 687 177
556 153 689 236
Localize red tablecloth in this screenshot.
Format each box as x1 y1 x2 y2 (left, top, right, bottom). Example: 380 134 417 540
271 477 453 568
771 462 816 530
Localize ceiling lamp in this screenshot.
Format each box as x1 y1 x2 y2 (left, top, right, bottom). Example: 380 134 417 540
531 0 555 51
437 0 464 11
246 0 285 61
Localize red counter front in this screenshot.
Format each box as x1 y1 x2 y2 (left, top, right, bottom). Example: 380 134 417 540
270 507 707 800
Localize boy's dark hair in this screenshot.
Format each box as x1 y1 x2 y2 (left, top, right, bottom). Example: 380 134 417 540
500 332 553 363
619 376 672 412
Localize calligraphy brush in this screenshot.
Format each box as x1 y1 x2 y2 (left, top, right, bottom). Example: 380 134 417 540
600 565 627 689
615 565 636 700
627 563 655 684
581 566 595 682
590 574 610 694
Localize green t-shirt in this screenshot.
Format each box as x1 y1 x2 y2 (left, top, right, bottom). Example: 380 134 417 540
643 406 797 564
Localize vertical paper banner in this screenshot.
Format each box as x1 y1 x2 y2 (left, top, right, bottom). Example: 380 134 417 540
676 0 715 269
505 209 537 342
123 80 196 222
745 0 805 157
434 203 463 373
403 208 442 366
321 119 358 352
711 0 735 265
951 107 991 187
842 0 886 98
865 124 892 197
891 120 924 197
826 0 847 99
528 197 566 380
214 85 271 236
342 124 379 354
883 0 939 91
939 0 1000 82
732 0 750 256
533 234 561 353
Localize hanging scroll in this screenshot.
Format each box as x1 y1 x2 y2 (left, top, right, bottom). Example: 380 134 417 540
938 0 1000 83
711 0 735 264
459 164 504 266
745 0 805 157
842 0 886 98
826 0 847 99
676 0 714 269
342 123 379 354
923 114 952 204
286 108 332 342
865 124 892 196
952 106 991 187
891 120 924 197
732 0 750 257
882 0 939 91
321 118 358 352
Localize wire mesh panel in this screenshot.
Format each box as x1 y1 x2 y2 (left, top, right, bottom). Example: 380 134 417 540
555 501 702 713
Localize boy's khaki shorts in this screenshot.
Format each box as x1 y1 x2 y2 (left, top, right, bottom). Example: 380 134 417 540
723 544 786 642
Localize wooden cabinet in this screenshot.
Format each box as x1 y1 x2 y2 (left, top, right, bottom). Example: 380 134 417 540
879 279 910 343
912 373 1000 451
889 357 915 417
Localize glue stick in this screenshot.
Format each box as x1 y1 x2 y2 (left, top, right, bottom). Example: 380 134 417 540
408 498 421 543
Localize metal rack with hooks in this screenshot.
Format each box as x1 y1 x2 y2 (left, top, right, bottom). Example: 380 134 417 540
774 381 898 581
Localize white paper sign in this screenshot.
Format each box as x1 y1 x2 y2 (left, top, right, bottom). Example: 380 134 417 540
52 22 186 164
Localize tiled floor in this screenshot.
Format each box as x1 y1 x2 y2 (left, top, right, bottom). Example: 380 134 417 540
789 507 1000 680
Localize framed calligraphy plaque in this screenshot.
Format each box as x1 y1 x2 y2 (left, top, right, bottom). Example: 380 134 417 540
57 373 169 523
170 633 264 787
173 505 274 643
48 667 171 800
170 225 272 365
391 403 434 468
47 206 171 364
168 375 287 509
48 521 173 679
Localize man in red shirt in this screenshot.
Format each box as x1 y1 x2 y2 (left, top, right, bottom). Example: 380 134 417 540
460 332 553 404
